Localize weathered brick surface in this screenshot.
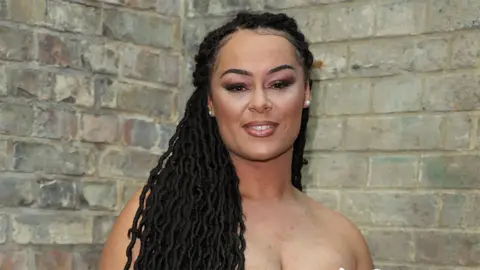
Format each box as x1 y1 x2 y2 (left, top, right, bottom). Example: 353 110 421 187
0 0 478 268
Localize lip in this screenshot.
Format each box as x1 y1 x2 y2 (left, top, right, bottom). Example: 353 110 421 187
242 121 278 138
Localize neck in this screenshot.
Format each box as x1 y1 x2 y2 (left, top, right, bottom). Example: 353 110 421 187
230 148 296 202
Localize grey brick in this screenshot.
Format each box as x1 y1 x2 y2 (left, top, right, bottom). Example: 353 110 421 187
438 193 467 228
81 41 121 75
53 73 94 107
80 114 119 143
93 216 116 244
0 26 33 61
122 118 159 150
12 214 93 244
428 0 480 32
324 79 371 115
36 33 82 69
0 215 6 244
283 9 327 44
443 113 473 150
0 140 7 171
413 37 450 72
32 106 78 140
364 229 413 262
36 178 78 209
345 116 443 150
93 76 117 109
369 155 418 188
122 46 180 86
99 149 158 179
310 43 347 80
305 117 343 151
186 0 264 17
303 154 368 188
103 8 177 48
414 231 480 265
350 39 415 77
46 0 101 34
372 76 422 113
0 102 34 136
7 68 56 100
341 191 437 227
420 154 480 189
0 174 35 207
376 0 426 36
157 124 176 150
265 0 348 9
12 141 96 176
304 189 340 211
423 73 480 111
80 182 117 210
323 3 375 41
73 247 103 270
3 0 47 24
183 18 226 52
452 32 480 69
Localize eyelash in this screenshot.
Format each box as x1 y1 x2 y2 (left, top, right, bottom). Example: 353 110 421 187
224 80 292 92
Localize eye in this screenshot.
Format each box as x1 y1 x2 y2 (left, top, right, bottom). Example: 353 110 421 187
270 80 291 89
224 84 247 92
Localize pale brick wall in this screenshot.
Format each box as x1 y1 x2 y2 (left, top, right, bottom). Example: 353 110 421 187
0 0 479 269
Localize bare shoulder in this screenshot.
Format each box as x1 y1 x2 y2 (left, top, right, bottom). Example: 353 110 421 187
98 188 145 270
302 193 374 270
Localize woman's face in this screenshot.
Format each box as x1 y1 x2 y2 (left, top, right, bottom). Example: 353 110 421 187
208 29 310 162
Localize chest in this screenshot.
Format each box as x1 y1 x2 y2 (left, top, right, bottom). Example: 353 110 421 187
242 208 355 270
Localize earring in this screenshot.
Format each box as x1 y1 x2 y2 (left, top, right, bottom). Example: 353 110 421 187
208 109 213 116
305 100 311 107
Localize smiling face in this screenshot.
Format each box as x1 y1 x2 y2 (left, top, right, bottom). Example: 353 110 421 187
208 29 311 162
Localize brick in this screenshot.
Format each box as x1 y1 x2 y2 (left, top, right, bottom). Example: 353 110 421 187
265 0 347 9
304 189 339 211
81 41 121 75
183 18 226 52
116 82 174 119
303 154 368 188
123 0 156 9
122 181 144 206
371 266 416 270
0 174 35 207
46 0 101 34
0 102 34 136
428 0 480 32
32 106 78 140
369 155 418 188
122 46 180 86
93 216 116 243
35 249 72 270
323 3 375 41
305 118 343 151
36 178 78 209
349 39 414 77
364 229 413 262
372 76 422 113
443 114 472 150
340 192 437 227
282 9 327 43
414 36 450 72
80 114 119 143
12 214 93 244
463 194 480 227
438 193 467 228
93 76 116 109
414 231 480 265
80 182 117 210
7 68 55 100
0 250 30 269
157 124 176 150
452 32 480 69
0 65 6 96
0 215 6 244
0 26 33 61
423 73 480 111
156 0 181 16
103 9 177 48
37 34 82 69
73 248 102 270
186 0 264 17
310 43 347 80
0 140 7 171
12 141 96 176
376 0 426 36
420 155 480 189
345 115 443 150
99 149 158 178
123 118 158 149
4 0 47 24
324 79 371 115
53 73 94 107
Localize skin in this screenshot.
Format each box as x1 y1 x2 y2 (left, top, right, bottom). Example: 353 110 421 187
99 29 373 270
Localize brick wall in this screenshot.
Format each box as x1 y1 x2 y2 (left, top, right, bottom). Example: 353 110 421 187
0 0 479 269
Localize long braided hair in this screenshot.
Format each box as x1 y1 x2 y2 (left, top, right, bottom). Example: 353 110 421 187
124 11 314 270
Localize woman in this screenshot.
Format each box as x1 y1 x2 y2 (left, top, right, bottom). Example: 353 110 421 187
99 11 373 270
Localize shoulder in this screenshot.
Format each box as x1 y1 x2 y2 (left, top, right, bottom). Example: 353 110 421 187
98 188 146 270
304 195 374 270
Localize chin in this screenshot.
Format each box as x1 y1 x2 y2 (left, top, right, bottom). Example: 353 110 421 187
234 145 291 162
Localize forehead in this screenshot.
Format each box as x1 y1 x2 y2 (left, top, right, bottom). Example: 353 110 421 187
214 29 299 72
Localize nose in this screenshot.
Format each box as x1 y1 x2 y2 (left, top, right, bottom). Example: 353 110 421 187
248 87 272 113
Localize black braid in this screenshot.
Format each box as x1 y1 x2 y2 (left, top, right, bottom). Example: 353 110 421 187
124 11 314 270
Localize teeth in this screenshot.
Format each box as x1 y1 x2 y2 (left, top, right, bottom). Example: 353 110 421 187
251 125 272 131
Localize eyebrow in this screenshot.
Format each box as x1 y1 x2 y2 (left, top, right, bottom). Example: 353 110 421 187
220 64 296 78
